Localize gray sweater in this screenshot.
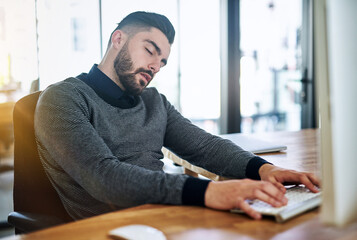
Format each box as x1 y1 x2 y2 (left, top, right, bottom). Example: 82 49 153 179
35 77 258 220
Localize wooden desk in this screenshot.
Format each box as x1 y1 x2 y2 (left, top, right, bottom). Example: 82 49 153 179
5 129 357 240
163 128 320 180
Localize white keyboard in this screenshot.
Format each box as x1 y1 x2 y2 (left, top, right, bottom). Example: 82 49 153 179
231 185 321 223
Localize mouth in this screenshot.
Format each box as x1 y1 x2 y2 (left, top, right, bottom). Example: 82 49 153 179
139 72 152 84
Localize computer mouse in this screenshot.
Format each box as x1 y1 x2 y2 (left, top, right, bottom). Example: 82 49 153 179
108 224 167 240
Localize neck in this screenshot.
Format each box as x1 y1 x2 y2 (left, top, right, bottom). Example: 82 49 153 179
98 55 125 91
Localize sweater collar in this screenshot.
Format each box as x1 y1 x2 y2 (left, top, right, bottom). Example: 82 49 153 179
77 64 137 108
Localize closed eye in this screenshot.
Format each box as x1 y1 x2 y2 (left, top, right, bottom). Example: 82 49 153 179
145 48 153 55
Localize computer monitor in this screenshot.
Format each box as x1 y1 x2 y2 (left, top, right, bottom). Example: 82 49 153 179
314 0 357 226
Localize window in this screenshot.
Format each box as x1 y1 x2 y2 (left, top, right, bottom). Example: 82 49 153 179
240 0 305 133
36 0 101 89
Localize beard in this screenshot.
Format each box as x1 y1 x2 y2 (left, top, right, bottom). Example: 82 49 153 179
114 42 153 96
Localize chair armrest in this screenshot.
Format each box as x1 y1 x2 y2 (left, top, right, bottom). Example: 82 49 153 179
161 147 228 180
8 211 66 234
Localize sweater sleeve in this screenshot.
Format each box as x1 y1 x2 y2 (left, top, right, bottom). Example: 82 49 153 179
162 94 270 180
35 82 189 215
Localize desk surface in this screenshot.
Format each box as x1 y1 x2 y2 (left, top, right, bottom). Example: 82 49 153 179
5 129 357 240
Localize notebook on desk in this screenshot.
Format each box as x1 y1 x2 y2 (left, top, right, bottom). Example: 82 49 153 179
220 133 287 154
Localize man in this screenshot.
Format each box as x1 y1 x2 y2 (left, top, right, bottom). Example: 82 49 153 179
35 11 319 221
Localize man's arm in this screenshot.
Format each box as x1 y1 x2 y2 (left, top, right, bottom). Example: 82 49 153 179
162 94 267 179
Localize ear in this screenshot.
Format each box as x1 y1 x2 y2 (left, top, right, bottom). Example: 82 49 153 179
111 30 126 50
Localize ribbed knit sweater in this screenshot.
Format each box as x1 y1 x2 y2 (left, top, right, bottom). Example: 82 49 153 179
35 77 264 220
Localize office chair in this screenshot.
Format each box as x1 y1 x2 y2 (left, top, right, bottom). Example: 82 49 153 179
7 91 73 234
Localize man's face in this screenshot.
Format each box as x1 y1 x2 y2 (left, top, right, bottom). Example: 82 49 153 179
114 28 171 96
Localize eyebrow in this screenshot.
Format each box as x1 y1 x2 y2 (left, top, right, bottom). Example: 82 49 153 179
144 39 167 66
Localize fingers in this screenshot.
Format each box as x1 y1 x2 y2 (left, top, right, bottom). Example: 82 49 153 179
257 182 288 206
298 173 320 193
236 181 287 220
267 168 320 193
307 172 321 187
267 176 286 193
254 188 287 207
237 198 261 220
237 182 288 220
280 171 320 193
205 179 289 220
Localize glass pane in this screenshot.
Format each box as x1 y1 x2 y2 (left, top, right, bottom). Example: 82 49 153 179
179 0 221 134
0 0 37 101
240 0 303 133
37 0 101 89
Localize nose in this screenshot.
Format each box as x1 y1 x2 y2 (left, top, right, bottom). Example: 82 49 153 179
148 61 160 74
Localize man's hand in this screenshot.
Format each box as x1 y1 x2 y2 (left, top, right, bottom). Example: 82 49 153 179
204 165 320 220
258 164 320 193
204 179 288 220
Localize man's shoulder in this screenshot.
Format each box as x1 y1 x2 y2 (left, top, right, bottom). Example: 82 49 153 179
45 77 84 90
142 87 159 95
42 77 91 94
142 87 168 100
39 77 91 104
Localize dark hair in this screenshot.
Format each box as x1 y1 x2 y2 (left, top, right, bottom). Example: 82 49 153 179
107 11 175 48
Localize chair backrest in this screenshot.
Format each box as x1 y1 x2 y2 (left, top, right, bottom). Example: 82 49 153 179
13 91 72 223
